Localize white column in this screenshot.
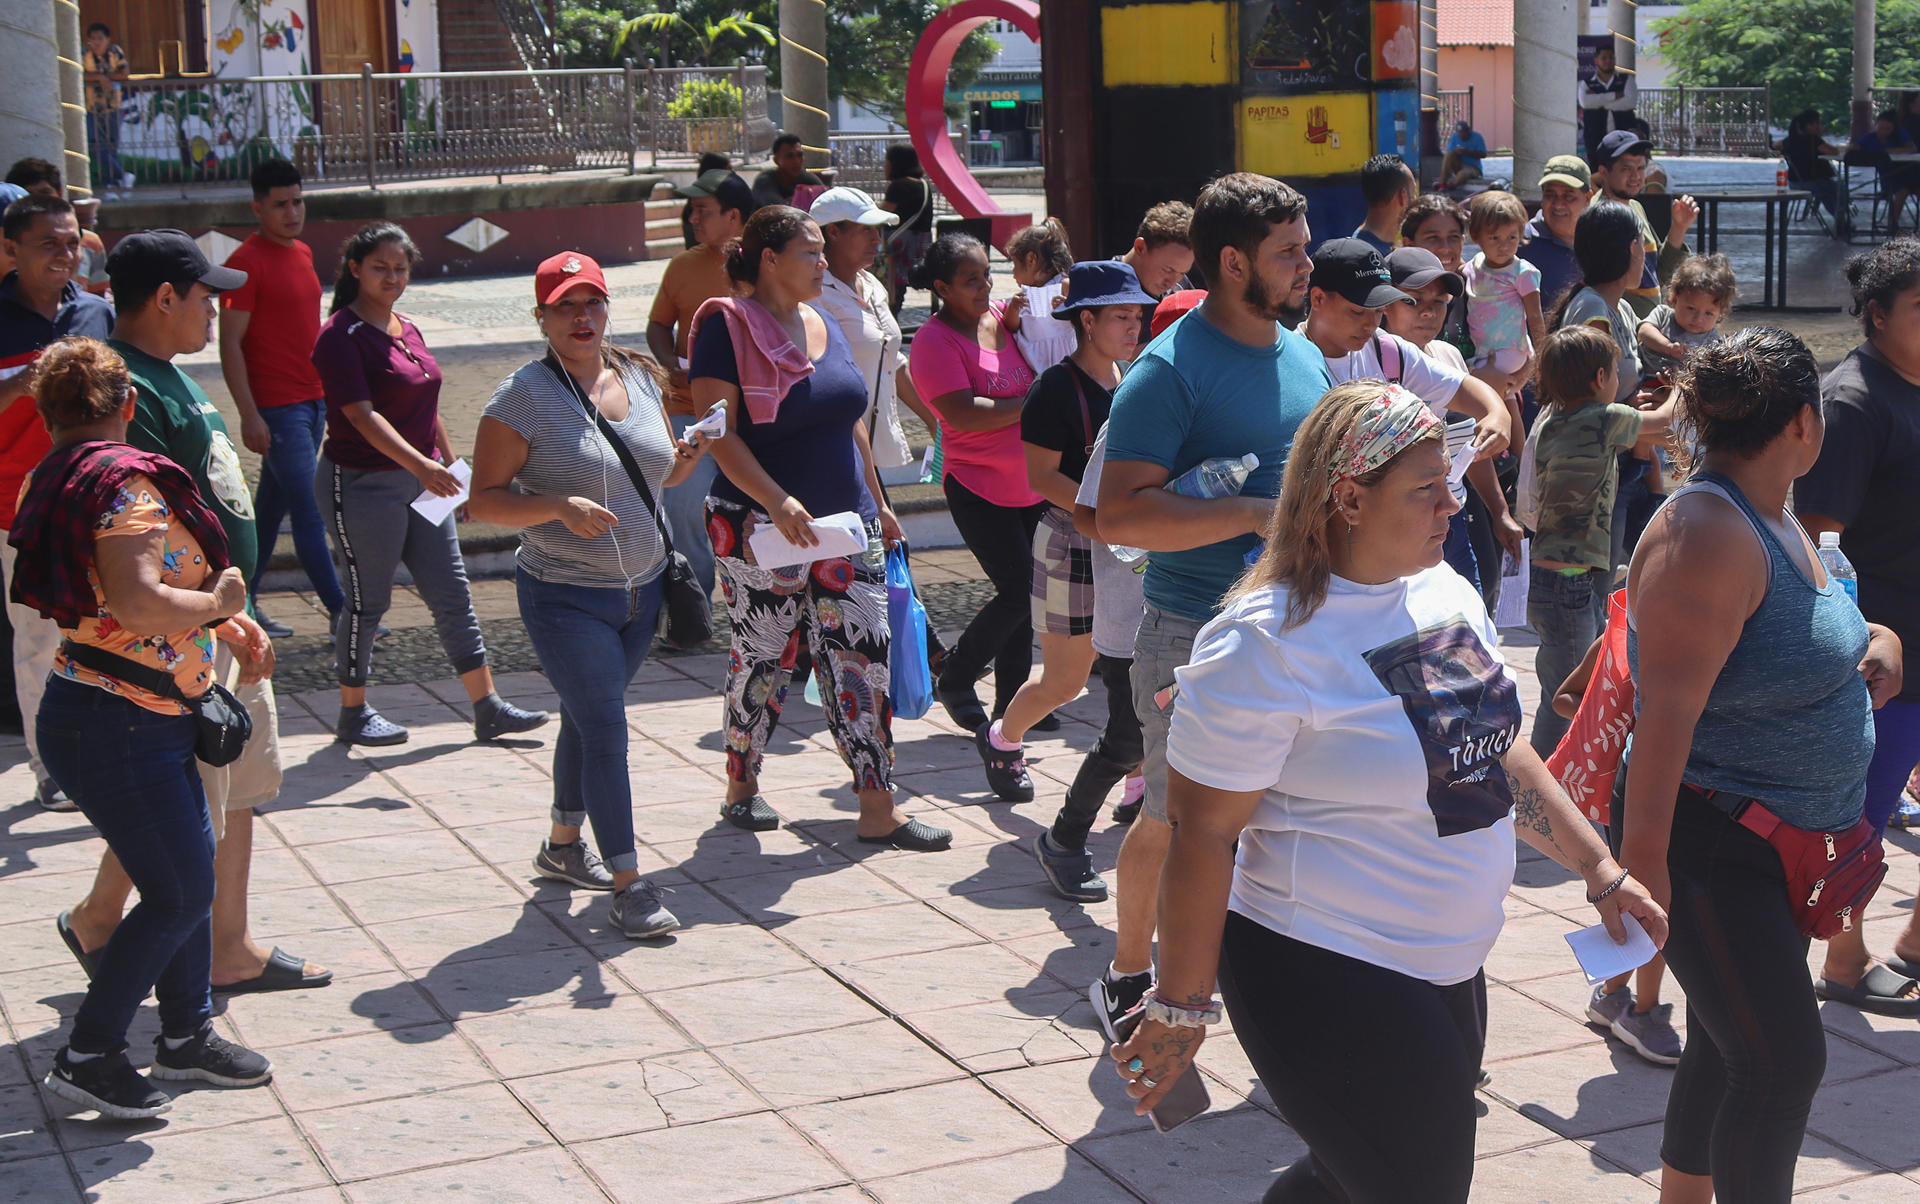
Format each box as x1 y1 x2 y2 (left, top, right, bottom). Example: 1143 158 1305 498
778 0 831 170
54 0 88 197
0 1 67 180
1608 0 1636 80
1853 0 1875 137
1513 0 1579 194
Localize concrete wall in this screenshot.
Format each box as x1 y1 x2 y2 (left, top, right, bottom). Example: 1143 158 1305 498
1439 45 1514 149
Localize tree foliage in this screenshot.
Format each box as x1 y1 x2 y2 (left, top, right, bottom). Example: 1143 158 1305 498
1652 0 1920 126
554 0 998 125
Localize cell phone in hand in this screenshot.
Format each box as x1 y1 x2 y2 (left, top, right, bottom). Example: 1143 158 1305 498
1113 1008 1212 1134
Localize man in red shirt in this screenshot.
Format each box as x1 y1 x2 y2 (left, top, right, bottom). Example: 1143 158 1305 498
218 159 342 636
0 193 113 811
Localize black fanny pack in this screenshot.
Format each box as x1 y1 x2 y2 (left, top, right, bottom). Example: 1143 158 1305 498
61 640 253 766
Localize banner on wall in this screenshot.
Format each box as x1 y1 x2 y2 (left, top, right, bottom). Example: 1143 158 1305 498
1242 0 1372 92
1375 89 1420 160
1372 1 1418 81
1241 92 1373 176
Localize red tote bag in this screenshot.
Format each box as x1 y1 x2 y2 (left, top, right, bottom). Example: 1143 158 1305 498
1547 591 1634 825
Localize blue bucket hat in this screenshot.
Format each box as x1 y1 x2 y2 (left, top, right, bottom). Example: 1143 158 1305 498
1053 261 1158 319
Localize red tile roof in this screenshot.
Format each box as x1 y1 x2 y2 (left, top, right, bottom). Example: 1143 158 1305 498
1438 0 1514 47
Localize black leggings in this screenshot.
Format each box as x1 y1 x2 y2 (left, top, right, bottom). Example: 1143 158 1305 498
1049 655 1144 850
1218 911 1486 1203
941 475 1045 711
1656 785 1824 1200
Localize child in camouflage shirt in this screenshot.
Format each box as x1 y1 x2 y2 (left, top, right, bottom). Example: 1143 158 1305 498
1526 325 1677 757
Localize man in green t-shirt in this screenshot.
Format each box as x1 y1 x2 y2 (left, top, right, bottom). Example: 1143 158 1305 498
61 231 331 997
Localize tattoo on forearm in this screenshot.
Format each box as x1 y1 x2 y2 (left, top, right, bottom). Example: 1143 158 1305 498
1512 784 1560 849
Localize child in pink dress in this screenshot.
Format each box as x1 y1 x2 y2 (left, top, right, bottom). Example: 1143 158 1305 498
1463 192 1547 398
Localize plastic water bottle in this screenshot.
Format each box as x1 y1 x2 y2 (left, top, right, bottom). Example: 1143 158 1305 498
1167 453 1260 499
1104 454 1261 564
1817 531 1858 603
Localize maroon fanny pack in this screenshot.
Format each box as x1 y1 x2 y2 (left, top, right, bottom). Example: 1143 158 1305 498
1691 785 1886 939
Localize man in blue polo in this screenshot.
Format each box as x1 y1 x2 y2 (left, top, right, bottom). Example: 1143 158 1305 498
0 193 113 811
1090 172 1331 1038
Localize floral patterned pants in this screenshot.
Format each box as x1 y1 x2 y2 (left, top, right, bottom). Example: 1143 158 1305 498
706 500 894 791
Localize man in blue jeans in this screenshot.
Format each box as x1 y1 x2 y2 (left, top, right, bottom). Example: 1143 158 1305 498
1092 172 1330 1038
218 158 344 637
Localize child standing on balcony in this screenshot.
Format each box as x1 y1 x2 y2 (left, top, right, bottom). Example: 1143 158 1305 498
1463 191 1546 399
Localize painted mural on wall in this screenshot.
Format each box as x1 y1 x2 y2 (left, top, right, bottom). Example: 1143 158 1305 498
1239 0 1423 178
113 0 442 185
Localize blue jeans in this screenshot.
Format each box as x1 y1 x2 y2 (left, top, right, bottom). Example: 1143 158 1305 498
1527 565 1610 757
662 413 719 601
86 109 121 187
517 567 664 872
38 676 213 1052
1442 509 1480 594
253 399 344 615
1865 699 1920 835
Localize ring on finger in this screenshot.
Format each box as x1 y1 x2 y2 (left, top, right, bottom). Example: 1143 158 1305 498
1141 1077 1158 1089
1126 1058 1144 1073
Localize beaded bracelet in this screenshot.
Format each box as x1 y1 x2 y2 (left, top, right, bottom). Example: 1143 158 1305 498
1586 869 1630 904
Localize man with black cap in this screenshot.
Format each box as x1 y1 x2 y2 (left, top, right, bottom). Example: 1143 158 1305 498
1303 238 1510 457
1383 246 1525 604
1590 129 1699 320
62 229 331 1004
646 167 755 604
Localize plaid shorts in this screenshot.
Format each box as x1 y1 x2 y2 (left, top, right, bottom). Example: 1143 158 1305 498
1030 506 1094 637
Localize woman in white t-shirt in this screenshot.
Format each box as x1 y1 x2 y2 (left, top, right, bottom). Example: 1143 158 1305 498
1111 380 1668 1203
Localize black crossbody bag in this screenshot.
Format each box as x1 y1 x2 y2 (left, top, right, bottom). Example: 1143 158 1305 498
542 356 714 646
61 640 253 766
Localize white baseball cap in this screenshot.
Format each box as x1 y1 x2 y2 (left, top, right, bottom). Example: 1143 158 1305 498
808 186 898 227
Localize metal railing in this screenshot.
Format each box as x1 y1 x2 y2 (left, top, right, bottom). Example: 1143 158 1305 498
826 131 956 216
114 64 772 190
1437 87 1473 134
1637 85 1773 156
1871 86 1920 119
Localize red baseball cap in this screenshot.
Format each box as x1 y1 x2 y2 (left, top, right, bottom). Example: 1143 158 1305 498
534 251 608 306
1150 288 1207 339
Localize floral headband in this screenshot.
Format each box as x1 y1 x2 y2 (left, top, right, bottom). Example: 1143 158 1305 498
1329 383 1442 496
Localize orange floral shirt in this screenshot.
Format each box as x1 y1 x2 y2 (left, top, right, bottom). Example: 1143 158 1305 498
52 473 217 714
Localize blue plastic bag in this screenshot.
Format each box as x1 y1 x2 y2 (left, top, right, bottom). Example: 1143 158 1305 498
886 545 934 720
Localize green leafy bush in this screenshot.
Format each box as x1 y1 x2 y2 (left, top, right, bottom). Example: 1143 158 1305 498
666 77 745 119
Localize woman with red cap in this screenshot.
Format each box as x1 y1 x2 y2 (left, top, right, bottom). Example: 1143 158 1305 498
469 251 710 938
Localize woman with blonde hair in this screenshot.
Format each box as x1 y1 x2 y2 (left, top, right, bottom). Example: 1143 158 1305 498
1112 378 1668 1202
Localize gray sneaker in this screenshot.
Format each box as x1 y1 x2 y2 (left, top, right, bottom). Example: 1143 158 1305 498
609 880 680 938
1586 984 1633 1031
532 840 615 891
1612 1002 1684 1066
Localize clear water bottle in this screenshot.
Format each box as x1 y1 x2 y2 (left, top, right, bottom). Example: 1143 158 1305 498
1167 453 1260 499
1105 454 1262 564
1817 531 1857 603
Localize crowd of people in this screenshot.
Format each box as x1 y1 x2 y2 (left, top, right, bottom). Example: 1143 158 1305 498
3 132 1918 1204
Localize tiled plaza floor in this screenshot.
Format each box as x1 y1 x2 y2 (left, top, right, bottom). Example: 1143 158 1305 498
4 571 1920 1203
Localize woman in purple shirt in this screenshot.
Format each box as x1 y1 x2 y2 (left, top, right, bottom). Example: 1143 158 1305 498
312 223 547 747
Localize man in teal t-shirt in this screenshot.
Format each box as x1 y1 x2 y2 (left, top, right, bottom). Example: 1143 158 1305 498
1089 173 1329 1038
63 230 331 999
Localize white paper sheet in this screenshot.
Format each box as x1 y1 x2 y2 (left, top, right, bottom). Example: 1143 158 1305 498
1448 437 1479 488
686 401 727 441
1492 538 1531 630
1563 913 1660 986
746 509 868 569
408 458 472 526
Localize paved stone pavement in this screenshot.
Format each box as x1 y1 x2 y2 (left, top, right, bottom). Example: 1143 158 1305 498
4 547 1920 1202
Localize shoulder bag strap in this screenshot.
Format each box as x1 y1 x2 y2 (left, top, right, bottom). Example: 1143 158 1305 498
60 639 193 703
541 356 677 558
1067 364 1095 455
888 179 931 247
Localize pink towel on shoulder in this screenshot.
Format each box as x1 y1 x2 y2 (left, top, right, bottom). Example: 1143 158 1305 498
689 296 815 424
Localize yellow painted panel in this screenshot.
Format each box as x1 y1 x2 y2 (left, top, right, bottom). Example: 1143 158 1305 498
1101 3 1233 87
1239 93 1372 177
